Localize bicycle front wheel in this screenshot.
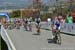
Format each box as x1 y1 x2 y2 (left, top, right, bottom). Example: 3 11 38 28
57 33 61 45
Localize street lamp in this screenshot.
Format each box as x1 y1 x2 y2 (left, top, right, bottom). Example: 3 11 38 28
20 9 23 18
60 1 63 14
56 0 58 14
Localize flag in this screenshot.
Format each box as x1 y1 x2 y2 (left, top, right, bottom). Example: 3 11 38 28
1 25 12 50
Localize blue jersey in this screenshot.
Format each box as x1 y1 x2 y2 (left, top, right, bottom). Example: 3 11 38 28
51 20 56 25
55 22 61 30
51 19 61 30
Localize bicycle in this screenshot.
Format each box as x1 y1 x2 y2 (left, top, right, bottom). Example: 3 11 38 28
36 23 41 34
28 23 32 31
16 22 20 29
53 30 61 45
8 22 14 30
23 23 28 31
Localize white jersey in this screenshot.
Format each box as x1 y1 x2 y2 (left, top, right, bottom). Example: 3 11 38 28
35 18 41 22
27 18 31 24
47 18 51 22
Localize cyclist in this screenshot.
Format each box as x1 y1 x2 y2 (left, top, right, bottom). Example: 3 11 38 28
28 17 32 31
16 19 21 29
51 16 61 44
23 18 28 31
35 17 41 34
51 17 56 39
13 19 16 27
8 20 12 29
55 20 61 44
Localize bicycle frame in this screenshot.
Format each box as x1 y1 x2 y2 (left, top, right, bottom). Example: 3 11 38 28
36 24 40 33
53 29 61 45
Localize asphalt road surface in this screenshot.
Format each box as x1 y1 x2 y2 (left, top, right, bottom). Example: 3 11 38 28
6 25 75 50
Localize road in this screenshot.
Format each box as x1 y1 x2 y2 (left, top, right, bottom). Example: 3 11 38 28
6 25 75 50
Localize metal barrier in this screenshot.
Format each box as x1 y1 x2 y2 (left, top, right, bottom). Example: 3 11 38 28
60 23 75 34
41 22 75 34
0 25 16 50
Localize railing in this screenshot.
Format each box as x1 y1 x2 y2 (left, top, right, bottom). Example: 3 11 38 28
41 22 75 34
0 24 16 50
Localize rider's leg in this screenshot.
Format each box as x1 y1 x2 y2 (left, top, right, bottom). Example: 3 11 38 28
29 24 32 31
52 31 55 39
16 23 20 29
25 24 28 31
37 23 40 34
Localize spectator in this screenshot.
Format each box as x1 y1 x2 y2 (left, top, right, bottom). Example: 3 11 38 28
67 14 73 23
67 14 73 32
27 17 32 31
47 17 51 29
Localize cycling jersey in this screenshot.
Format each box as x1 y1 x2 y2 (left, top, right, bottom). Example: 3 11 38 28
35 18 41 25
24 18 28 24
55 22 61 30
51 18 61 30
28 18 32 24
51 19 56 30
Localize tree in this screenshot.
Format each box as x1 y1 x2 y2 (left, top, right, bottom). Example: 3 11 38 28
9 10 21 18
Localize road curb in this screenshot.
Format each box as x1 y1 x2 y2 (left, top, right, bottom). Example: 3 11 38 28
41 28 75 36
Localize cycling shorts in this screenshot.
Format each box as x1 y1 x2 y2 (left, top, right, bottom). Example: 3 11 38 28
52 25 61 30
25 21 28 24
36 21 40 25
56 26 61 30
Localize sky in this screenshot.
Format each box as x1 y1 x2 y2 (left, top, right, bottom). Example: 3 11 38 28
0 0 69 6
0 0 73 6
0 0 75 9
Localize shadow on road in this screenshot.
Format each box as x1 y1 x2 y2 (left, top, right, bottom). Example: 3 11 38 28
47 39 59 44
1 36 8 50
47 39 54 43
32 33 40 35
61 32 75 36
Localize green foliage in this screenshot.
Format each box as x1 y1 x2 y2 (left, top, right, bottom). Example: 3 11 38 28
41 16 47 21
9 10 21 18
41 6 49 11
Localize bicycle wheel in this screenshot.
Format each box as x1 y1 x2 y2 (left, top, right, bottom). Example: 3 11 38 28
36 25 40 34
57 32 61 45
16 25 20 29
